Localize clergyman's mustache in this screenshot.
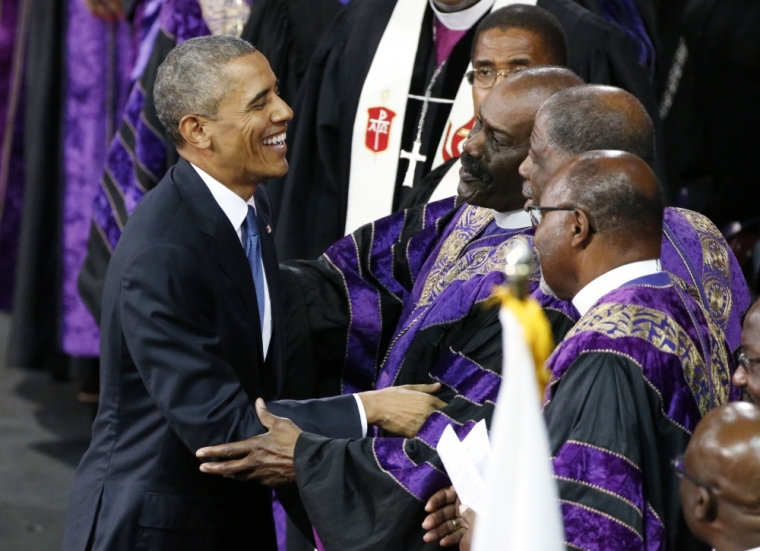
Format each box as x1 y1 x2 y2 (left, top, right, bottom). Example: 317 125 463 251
460 152 493 184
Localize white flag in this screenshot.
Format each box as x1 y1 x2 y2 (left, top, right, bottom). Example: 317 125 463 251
471 308 564 551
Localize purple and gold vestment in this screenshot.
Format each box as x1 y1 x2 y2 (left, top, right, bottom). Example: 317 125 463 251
283 198 573 550
544 271 735 551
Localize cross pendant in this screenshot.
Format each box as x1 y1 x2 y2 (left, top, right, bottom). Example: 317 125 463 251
400 140 427 188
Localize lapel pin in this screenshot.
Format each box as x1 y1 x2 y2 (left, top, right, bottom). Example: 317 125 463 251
266 225 272 234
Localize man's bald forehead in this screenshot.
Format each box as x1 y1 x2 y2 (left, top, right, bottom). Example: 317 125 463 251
691 403 760 469
484 66 583 112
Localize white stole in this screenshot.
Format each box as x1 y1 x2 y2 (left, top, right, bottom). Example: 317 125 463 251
430 0 537 169
345 0 429 235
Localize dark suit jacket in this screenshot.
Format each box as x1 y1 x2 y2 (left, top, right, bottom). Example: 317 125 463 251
63 158 362 551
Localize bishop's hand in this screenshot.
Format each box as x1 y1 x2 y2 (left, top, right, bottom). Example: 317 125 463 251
358 383 447 438
422 486 475 549
196 399 301 485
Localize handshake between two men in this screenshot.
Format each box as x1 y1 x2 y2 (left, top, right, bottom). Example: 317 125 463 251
195 383 446 484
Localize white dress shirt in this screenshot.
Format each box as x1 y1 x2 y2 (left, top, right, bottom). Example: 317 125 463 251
492 208 531 230
572 259 662 316
192 164 368 434
191 164 272 358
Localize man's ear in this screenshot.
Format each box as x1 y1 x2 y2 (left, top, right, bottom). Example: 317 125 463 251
178 114 212 150
694 487 719 522
570 209 593 249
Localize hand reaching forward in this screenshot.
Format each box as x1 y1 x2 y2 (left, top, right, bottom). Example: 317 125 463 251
422 486 475 550
358 383 447 438
196 399 302 485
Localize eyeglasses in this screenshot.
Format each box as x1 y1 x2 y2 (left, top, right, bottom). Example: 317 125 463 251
737 350 760 373
528 204 598 232
671 455 720 493
466 66 526 89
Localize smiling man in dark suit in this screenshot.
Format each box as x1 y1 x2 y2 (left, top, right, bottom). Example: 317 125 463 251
62 36 444 551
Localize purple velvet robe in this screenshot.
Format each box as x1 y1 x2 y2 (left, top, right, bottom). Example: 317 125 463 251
60 0 136 356
544 271 735 551
283 199 573 550
661 207 749 352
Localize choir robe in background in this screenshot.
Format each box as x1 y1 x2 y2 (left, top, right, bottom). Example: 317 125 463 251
77 0 210 326
544 271 735 551
272 0 480 262
279 199 576 550
242 0 345 107
273 0 664 262
0 0 26 312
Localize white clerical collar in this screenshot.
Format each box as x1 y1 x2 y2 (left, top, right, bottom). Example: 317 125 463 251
572 259 662 316
191 163 256 233
429 0 495 31
492 208 531 230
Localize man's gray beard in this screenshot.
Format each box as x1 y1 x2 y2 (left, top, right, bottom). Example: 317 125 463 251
540 274 558 299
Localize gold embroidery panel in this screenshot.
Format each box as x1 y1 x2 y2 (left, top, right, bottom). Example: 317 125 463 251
564 302 729 416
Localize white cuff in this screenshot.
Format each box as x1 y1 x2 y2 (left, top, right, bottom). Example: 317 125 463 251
353 394 368 437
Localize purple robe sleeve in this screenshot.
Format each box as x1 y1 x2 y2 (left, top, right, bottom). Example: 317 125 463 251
279 198 458 397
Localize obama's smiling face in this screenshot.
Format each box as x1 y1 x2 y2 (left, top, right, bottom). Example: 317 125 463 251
199 52 293 187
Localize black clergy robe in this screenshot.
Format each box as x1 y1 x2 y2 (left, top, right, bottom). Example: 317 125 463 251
279 198 576 550
7 0 67 372
272 0 482 261
544 271 735 551
241 0 344 108
273 0 664 262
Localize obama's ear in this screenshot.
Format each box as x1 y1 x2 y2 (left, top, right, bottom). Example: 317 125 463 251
178 114 212 150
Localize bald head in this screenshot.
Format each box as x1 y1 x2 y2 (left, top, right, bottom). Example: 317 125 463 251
548 150 663 241
682 402 760 551
494 65 584 107
538 85 655 166
690 402 760 496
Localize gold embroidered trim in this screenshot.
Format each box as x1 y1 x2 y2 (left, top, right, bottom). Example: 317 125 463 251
562 302 729 416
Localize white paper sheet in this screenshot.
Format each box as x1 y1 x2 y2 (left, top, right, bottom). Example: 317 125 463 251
436 421 492 514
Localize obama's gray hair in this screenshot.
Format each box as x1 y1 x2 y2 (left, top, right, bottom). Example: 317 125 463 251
154 35 257 147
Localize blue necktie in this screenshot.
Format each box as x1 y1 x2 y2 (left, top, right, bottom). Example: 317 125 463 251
243 205 266 328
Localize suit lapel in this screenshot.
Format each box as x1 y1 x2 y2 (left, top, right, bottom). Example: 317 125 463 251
172 159 264 367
